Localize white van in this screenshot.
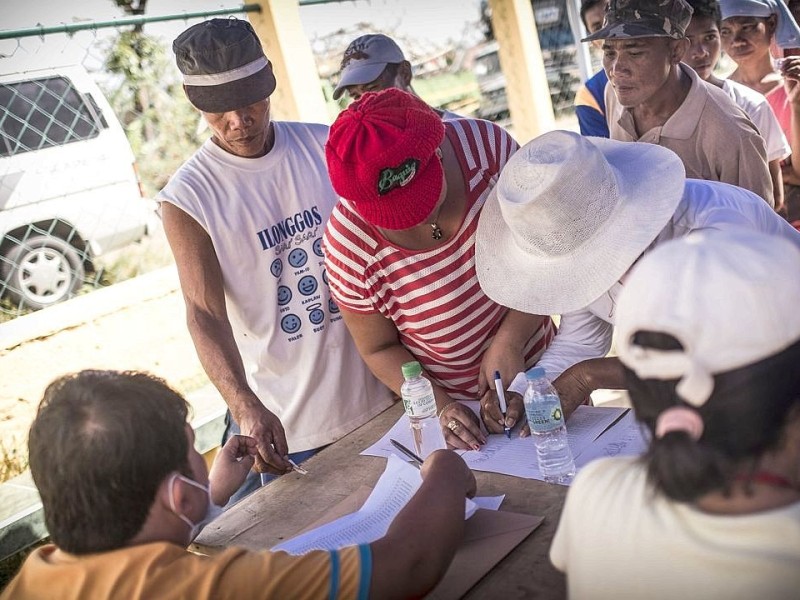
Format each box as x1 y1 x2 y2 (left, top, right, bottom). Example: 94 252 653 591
0 64 150 310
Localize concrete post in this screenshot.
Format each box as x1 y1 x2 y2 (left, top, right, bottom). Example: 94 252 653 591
247 0 329 123
566 0 595 82
488 0 556 142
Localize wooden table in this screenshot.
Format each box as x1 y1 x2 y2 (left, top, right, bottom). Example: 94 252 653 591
195 402 568 599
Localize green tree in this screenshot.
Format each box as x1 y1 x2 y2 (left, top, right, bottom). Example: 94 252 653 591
102 0 203 196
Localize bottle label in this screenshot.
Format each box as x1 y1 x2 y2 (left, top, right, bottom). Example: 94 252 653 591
526 399 564 434
403 390 437 417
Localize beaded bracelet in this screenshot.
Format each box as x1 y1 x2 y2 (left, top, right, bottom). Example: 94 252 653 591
436 400 459 419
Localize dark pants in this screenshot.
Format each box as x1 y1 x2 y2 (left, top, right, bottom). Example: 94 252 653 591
221 410 318 507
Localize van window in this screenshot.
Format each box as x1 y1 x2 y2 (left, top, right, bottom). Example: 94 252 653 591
0 76 104 158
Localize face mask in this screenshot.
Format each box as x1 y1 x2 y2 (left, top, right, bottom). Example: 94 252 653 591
168 473 225 543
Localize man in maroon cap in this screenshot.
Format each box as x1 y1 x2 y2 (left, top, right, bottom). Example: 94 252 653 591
158 18 393 503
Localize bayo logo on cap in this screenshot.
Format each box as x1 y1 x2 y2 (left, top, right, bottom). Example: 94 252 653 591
341 42 370 69
378 159 420 195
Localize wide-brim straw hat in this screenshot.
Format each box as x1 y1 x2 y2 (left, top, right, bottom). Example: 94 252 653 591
475 130 685 315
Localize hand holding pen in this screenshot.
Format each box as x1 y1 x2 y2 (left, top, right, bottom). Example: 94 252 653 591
493 371 511 438
478 372 526 437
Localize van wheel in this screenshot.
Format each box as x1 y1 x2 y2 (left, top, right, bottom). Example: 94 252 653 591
1 235 85 310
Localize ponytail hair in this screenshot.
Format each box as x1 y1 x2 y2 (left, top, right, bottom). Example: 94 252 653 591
625 332 800 503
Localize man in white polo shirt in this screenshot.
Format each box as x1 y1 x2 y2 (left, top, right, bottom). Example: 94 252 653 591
474 131 800 431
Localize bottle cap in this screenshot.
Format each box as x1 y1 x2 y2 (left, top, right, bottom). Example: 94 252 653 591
526 366 546 380
401 361 422 378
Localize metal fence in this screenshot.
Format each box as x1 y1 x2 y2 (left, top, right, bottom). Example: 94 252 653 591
0 3 591 319
0 17 206 319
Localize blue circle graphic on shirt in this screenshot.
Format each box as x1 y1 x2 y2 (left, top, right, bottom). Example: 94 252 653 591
309 307 325 325
277 285 292 306
298 275 318 296
270 259 283 278
328 298 340 314
288 248 308 268
313 237 324 257
281 314 302 334
322 269 328 285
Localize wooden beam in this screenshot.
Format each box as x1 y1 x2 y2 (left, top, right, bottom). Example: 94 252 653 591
489 0 556 142
247 0 330 123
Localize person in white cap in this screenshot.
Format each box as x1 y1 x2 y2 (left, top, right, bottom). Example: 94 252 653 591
719 0 800 228
158 18 393 502
549 230 800 598
332 33 462 119
683 0 789 215
474 130 800 431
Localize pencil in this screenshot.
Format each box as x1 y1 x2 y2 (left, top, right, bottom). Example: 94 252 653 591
389 438 424 469
288 458 308 475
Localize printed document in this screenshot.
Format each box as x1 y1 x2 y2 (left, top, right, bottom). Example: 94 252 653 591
272 455 477 555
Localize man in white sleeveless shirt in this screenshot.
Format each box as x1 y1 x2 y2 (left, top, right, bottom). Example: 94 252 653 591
158 19 393 500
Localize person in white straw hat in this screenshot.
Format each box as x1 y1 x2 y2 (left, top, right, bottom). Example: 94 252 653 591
550 230 800 598
159 18 393 503
474 129 800 431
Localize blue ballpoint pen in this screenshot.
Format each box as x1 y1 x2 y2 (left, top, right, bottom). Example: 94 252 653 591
493 370 511 438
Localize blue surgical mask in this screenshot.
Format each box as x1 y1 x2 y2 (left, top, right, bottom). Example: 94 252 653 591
168 473 225 543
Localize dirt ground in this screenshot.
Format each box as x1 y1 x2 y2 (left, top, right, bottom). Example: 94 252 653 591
0 288 206 461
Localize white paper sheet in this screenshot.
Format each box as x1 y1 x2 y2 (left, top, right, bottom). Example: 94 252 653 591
361 401 481 461
573 410 650 468
471 495 505 511
272 455 478 555
363 405 628 481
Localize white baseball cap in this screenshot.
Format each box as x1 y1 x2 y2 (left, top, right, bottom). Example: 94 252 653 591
616 230 800 406
333 34 406 100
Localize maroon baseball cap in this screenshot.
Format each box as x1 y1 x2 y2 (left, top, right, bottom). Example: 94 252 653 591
326 88 445 230
173 18 276 113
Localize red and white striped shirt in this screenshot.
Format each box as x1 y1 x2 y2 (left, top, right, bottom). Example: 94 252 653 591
323 119 555 400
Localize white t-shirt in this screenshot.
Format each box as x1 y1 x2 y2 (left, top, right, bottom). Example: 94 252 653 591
722 78 791 163
158 121 393 452
550 457 800 600
509 178 800 392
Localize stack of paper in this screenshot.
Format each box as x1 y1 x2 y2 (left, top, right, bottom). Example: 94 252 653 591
362 405 650 484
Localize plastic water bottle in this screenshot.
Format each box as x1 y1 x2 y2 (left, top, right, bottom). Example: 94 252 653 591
523 367 576 484
400 361 446 458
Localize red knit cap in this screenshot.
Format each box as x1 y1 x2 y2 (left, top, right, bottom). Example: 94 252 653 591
326 88 446 230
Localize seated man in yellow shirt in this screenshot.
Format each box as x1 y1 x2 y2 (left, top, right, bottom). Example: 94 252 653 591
1 370 476 600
